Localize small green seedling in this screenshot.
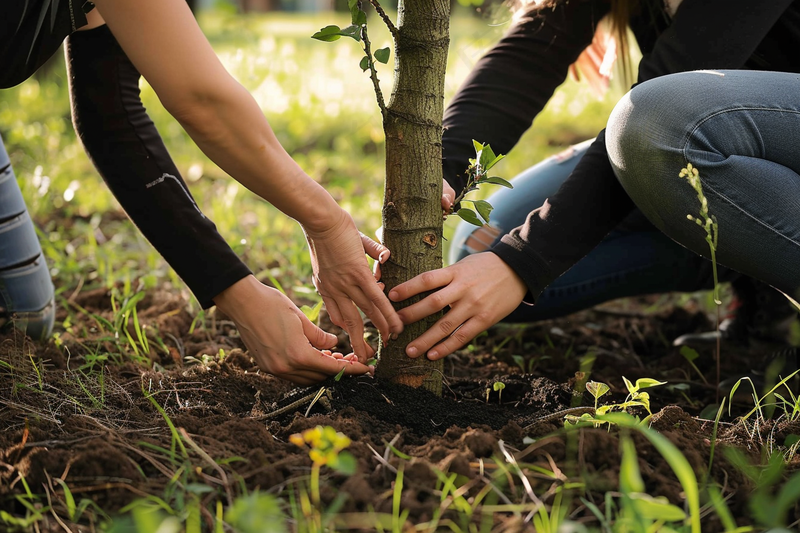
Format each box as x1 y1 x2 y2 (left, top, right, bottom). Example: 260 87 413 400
618 376 667 415
493 381 506 404
567 377 667 427
586 380 610 412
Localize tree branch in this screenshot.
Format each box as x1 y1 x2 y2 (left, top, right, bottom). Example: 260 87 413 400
361 23 387 119
369 0 398 37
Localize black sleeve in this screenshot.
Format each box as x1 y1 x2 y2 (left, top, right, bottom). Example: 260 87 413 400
65 25 252 308
490 0 794 300
442 0 607 192
0 0 88 89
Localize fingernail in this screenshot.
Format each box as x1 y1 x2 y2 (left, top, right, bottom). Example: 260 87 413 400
428 350 438 359
379 250 389 264
388 290 398 301
407 346 418 357
391 332 399 340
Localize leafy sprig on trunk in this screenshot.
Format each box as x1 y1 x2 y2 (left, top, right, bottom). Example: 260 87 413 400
450 141 513 226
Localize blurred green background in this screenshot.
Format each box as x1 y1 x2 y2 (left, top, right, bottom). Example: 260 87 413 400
0 6 621 309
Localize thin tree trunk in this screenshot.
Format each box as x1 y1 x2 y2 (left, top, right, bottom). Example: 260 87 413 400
376 0 450 395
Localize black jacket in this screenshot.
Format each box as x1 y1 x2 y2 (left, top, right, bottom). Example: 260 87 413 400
442 0 800 301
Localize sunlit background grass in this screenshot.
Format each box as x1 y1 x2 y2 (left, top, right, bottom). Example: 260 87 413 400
0 8 621 310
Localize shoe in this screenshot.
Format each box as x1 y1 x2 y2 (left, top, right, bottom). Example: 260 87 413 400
673 277 798 347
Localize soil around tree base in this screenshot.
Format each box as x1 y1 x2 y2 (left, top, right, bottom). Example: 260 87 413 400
1 290 799 531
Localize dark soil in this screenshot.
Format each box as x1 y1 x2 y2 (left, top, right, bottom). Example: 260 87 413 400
2 287 799 531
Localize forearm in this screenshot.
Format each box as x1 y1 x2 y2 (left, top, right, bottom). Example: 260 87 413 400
491 131 634 300
172 83 340 232
91 0 341 233
442 0 605 192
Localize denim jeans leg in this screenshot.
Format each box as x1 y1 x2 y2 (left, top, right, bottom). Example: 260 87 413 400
607 70 800 301
448 139 728 323
0 134 55 340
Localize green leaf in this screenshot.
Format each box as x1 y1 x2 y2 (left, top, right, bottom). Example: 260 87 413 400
586 380 610 400
493 381 505 392
629 493 687 521
622 376 637 395
311 25 361 42
331 451 357 475
312 25 344 42
606 413 702 533
472 140 485 154
619 434 645 493
472 199 493 223
456 208 483 226
635 378 667 390
54 479 76 521
384 440 412 460
359 56 370 71
374 47 391 64
679 345 699 362
485 153 506 171
334 366 346 382
478 145 496 170
484 176 513 189
225 491 287 533
348 0 366 25
339 25 362 41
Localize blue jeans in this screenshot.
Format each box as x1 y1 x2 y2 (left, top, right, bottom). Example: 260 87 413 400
449 143 735 322
0 134 55 340
607 70 800 302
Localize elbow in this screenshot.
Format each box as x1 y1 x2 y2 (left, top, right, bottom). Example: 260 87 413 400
161 79 244 141
164 93 219 138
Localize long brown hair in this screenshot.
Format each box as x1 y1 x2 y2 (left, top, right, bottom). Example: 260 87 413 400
512 0 639 91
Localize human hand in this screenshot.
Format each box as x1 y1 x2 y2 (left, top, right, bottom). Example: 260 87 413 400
388 253 527 360
213 276 372 385
442 179 455 214
303 209 403 362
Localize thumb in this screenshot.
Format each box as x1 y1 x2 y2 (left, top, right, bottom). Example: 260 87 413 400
295 308 338 349
360 232 390 263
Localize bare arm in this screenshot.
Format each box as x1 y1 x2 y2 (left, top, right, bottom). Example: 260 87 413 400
88 0 402 363
90 0 336 230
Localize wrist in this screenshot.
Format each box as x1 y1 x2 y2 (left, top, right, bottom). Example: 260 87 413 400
300 194 347 236
212 274 260 318
488 251 528 301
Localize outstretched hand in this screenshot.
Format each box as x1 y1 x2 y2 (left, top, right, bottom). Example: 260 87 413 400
303 209 403 362
388 252 527 360
214 276 372 385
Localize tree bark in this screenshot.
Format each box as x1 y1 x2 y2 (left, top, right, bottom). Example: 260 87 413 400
376 0 450 395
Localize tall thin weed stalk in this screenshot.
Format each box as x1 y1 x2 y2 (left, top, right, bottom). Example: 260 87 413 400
679 163 721 399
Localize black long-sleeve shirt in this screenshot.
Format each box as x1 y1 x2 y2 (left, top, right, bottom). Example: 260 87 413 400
442 0 800 301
